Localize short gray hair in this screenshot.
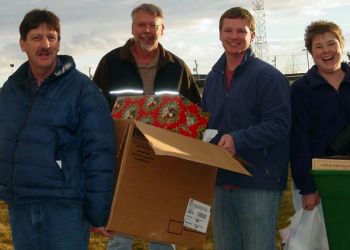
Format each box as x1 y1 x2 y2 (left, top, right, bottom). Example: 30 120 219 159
131 3 164 20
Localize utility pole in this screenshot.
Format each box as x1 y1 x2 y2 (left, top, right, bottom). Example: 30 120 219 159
271 56 277 68
252 0 269 62
302 49 310 71
88 67 93 79
10 64 14 74
193 60 199 80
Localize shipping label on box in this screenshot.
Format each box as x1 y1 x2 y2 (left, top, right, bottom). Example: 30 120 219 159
184 198 211 234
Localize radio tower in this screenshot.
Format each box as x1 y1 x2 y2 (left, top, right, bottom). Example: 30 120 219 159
252 0 269 62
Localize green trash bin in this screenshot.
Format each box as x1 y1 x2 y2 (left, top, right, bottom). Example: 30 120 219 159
312 170 350 250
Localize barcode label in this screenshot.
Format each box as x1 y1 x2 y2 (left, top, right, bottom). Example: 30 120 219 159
183 198 210 233
197 212 207 220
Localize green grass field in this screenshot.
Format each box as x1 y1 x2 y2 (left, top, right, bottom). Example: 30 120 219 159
0 173 294 250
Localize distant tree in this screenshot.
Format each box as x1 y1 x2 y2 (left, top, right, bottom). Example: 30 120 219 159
284 54 300 74
347 51 350 61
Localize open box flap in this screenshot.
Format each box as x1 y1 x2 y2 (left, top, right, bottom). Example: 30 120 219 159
134 120 251 176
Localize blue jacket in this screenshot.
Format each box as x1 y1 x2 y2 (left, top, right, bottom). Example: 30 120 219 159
0 55 116 227
290 63 350 194
201 49 291 190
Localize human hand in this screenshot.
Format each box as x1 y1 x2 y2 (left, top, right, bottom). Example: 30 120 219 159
302 192 320 211
90 226 114 239
218 134 236 156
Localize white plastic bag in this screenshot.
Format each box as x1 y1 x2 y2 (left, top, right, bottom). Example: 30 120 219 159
279 206 329 250
279 181 329 250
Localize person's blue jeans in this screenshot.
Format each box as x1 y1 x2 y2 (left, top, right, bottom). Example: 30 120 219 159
107 235 175 250
8 202 90 250
213 187 283 250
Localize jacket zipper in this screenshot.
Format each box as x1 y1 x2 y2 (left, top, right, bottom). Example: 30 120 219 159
264 147 270 176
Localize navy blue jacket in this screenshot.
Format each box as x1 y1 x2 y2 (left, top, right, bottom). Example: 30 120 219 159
0 55 116 227
201 49 291 190
290 63 350 194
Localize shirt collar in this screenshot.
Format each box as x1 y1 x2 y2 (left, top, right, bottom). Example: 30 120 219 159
308 62 350 88
26 57 62 86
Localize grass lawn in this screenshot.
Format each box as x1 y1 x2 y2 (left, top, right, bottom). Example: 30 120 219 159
0 173 294 250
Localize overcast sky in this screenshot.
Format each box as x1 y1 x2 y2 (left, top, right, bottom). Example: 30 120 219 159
1 0 350 86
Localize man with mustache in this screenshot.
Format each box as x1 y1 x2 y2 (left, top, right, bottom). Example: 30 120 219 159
93 4 200 250
0 9 116 250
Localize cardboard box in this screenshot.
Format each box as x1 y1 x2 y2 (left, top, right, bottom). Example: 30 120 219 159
312 158 350 170
106 119 251 249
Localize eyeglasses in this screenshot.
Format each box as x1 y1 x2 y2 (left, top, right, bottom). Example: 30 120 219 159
133 23 161 31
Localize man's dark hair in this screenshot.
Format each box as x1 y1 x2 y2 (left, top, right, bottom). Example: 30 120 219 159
19 9 61 41
219 7 255 32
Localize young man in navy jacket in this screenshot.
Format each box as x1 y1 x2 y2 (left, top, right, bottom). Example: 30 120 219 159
201 7 291 250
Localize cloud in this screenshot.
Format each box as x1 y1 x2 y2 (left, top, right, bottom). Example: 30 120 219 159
266 0 350 10
1 0 350 85
0 42 26 82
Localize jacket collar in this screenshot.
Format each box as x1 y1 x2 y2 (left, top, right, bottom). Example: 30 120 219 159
212 47 255 74
10 55 75 83
120 38 174 69
307 62 350 88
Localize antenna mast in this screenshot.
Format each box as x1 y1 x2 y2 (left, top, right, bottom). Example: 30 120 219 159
252 0 269 62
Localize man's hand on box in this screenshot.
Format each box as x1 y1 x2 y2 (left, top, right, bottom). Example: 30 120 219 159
90 226 114 239
218 134 236 156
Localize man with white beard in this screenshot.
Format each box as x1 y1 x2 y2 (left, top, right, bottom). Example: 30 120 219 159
93 3 201 250
93 3 200 110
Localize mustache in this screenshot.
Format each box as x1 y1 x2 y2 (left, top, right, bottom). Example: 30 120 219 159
140 33 153 39
37 48 51 54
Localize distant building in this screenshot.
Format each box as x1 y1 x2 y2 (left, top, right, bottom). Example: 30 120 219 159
285 73 304 84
